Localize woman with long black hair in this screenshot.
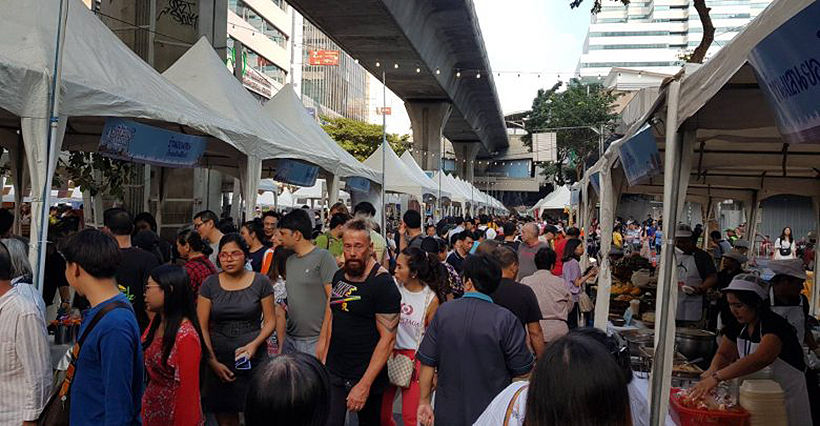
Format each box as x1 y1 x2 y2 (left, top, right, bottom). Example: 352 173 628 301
197 233 276 426
177 229 217 299
561 239 598 328
381 246 441 426
241 220 273 273
774 226 796 259
142 264 207 426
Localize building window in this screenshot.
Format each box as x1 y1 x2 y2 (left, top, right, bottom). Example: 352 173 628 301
590 30 670 37
229 0 288 48
588 44 669 50
227 37 287 84
581 61 682 68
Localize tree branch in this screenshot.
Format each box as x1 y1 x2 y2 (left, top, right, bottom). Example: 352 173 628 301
690 0 714 64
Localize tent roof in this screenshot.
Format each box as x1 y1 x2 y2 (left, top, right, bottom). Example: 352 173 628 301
163 38 341 173
590 0 819 200
432 171 468 204
0 1 249 167
399 152 451 199
292 178 350 201
362 144 436 199
263 84 381 183
532 185 571 211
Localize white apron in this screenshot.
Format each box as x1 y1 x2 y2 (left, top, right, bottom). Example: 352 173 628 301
770 287 807 348
676 250 703 322
737 321 811 426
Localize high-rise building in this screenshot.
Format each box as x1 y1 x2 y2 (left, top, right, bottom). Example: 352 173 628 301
300 20 370 122
577 0 774 79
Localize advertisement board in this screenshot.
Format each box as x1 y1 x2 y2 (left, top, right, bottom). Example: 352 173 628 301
98 118 207 167
270 159 320 187
308 50 340 66
748 2 820 144
618 124 661 186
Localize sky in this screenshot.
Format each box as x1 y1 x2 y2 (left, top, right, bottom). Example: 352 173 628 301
370 0 592 135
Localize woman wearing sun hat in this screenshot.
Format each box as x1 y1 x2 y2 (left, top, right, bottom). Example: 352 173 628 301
691 273 810 425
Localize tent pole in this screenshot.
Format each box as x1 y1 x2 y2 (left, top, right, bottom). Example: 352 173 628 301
380 70 387 236
35 0 69 292
650 80 682 426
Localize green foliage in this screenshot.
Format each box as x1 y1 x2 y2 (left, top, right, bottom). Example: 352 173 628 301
64 151 132 199
569 0 630 14
523 79 619 185
320 116 410 161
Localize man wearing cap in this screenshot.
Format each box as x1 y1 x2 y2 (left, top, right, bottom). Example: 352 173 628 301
769 259 820 423
710 251 747 332
674 223 718 324
769 259 817 351
692 274 810 426
732 239 751 257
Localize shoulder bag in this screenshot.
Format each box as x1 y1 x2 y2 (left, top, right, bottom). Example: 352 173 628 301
578 283 595 313
39 302 130 426
387 288 433 388
503 384 529 426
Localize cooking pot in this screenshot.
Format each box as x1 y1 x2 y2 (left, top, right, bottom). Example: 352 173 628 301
675 327 716 361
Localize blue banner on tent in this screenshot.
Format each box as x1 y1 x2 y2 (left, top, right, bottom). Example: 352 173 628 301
345 176 371 193
619 124 661 186
271 159 319 187
98 118 207 167
590 172 600 196
748 2 820 144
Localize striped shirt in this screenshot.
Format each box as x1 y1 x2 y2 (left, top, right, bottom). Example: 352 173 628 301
0 285 53 423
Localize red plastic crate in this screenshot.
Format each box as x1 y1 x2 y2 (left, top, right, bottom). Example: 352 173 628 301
669 388 750 426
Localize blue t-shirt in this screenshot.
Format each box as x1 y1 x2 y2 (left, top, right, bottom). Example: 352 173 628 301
71 292 144 426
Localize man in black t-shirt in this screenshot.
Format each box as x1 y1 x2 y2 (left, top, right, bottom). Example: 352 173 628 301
104 208 159 330
490 246 544 359
320 218 401 426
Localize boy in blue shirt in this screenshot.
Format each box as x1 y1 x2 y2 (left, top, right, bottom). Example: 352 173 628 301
62 229 143 425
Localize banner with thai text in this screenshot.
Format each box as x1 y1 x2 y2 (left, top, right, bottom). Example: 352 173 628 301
619 124 661 186
99 118 207 167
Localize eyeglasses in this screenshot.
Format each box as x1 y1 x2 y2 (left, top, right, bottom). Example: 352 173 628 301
193 219 212 230
218 250 245 260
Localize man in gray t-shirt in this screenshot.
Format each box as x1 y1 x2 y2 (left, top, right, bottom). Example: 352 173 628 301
279 209 339 356
517 223 548 280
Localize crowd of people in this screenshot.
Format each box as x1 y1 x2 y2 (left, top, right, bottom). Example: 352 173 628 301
0 201 816 426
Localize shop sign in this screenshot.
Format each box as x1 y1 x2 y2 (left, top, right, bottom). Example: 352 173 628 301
345 176 371 193
376 107 392 115
98 118 207 167
308 50 340 66
748 2 820 144
618 124 661 186
242 67 274 99
270 158 320 187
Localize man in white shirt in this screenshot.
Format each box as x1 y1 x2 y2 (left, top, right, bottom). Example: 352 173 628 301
0 241 51 425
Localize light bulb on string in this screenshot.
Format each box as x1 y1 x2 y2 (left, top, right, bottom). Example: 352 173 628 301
416 66 421 73
394 63 399 69
456 70 461 78
436 68 441 75
376 61 381 67
476 72 481 79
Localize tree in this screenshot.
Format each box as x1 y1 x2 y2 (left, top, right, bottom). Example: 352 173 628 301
523 79 619 185
62 152 132 199
321 116 411 161
570 0 714 64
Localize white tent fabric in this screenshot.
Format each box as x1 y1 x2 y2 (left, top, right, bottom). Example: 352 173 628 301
163 38 339 171
263 84 381 183
399 152 451 200
258 179 279 193
0 0 255 283
292 179 350 201
256 187 295 208
532 185 571 211
432 171 469 204
363 144 436 199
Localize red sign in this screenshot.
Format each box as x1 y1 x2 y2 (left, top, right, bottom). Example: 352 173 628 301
377 107 392 115
308 50 340 66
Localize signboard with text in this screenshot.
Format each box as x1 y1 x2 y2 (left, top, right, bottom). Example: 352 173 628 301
376 107 392 115
748 2 820 144
619 124 661 186
98 118 207 167
345 176 371 193
270 158 320 187
532 132 557 163
308 50 340 66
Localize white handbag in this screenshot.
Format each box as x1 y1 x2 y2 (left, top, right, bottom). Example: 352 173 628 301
387 288 433 388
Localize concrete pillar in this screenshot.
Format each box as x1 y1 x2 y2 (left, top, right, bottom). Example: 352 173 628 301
451 142 481 183
405 101 451 171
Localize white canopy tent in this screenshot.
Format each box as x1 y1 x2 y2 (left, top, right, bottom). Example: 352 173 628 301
163 38 347 221
363 143 437 200
263 83 381 188
256 187 295 208
293 179 350 204
0 0 257 288
531 185 571 214
581 1 820 424
399 151 451 200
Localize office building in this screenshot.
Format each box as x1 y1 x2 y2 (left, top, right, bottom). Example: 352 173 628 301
577 0 774 79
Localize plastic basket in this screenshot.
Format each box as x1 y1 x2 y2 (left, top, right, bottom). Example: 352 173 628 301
670 388 750 426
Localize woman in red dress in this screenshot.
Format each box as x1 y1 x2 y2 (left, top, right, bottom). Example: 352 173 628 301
143 264 207 426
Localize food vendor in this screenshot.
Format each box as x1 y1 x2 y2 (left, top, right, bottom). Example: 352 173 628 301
691 274 810 425
674 223 718 323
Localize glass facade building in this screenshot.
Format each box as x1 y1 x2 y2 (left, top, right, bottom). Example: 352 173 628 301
301 20 370 122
